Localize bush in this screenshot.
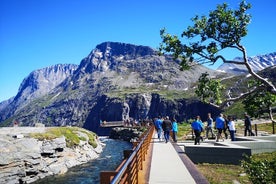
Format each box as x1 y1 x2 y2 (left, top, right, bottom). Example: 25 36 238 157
241 153 276 184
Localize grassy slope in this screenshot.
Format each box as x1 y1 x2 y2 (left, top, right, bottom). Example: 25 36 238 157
31 127 98 148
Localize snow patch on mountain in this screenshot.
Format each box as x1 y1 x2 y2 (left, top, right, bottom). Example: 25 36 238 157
217 52 276 75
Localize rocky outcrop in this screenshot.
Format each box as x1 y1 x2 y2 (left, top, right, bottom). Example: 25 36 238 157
109 127 145 142
0 127 102 184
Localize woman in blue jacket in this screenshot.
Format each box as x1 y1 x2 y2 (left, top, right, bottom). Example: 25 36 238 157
171 118 178 142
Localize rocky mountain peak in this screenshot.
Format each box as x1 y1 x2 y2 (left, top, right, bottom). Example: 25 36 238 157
77 42 157 74
95 42 156 58
0 64 78 122
16 64 78 101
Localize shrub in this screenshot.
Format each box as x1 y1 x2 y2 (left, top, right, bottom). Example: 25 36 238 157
241 152 276 184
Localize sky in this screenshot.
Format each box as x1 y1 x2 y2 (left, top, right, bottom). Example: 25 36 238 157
0 0 275 102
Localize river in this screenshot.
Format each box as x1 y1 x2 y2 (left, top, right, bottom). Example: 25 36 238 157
33 138 132 184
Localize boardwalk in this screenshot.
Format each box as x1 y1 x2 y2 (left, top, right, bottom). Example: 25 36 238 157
148 133 209 184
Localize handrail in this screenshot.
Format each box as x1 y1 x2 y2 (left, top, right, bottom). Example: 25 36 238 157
100 125 154 184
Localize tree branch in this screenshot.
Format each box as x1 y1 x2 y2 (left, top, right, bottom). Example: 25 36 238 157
205 85 263 109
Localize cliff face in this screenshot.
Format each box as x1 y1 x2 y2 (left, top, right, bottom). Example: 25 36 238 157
83 94 221 134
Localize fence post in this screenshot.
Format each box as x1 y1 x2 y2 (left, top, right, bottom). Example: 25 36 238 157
254 124 258 136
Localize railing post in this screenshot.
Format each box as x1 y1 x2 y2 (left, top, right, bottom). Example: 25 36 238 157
100 171 118 184
124 150 133 159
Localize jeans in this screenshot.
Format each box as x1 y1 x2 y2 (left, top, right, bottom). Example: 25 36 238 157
164 130 170 142
157 128 162 139
230 130 235 141
172 131 177 142
244 125 252 136
205 127 215 138
194 130 201 145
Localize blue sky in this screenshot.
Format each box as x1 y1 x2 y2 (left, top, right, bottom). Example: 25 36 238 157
0 0 275 102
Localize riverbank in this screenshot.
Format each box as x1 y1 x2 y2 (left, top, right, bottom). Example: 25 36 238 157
0 127 103 184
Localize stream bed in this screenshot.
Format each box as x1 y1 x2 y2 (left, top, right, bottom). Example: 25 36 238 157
33 138 132 184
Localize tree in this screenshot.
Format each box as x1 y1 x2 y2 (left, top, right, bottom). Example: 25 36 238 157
195 72 225 105
159 0 276 133
242 82 276 133
159 0 276 97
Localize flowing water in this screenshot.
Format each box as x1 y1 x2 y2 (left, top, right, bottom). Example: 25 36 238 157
33 138 132 184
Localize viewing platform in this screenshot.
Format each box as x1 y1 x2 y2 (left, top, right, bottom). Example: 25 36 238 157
100 121 125 127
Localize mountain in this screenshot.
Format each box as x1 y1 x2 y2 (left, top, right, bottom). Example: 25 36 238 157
0 42 223 133
217 52 276 75
0 64 78 122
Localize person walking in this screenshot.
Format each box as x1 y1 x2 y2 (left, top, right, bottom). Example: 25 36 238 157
154 116 163 141
205 113 215 139
171 118 178 142
228 116 236 141
215 113 225 142
244 113 253 136
191 116 204 145
162 116 172 143
223 115 229 139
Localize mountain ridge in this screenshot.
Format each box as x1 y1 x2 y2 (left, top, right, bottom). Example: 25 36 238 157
0 64 78 122
1 42 275 134
217 52 276 74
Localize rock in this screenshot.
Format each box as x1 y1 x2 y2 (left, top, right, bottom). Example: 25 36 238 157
12 134 24 139
239 173 247 177
41 136 66 155
35 123 45 127
109 127 143 142
0 128 103 184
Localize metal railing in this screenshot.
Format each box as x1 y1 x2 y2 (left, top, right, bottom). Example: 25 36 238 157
100 125 154 184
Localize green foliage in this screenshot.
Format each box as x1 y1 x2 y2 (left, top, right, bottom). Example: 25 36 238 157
224 101 245 119
107 86 195 101
241 152 276 184
79 129 98 148
177 122 193 140
243 90 276 118
31 127 98 148
195 72 225 104
159 0 251 69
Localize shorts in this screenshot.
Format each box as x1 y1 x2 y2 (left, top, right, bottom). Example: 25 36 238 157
217 128 223 134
